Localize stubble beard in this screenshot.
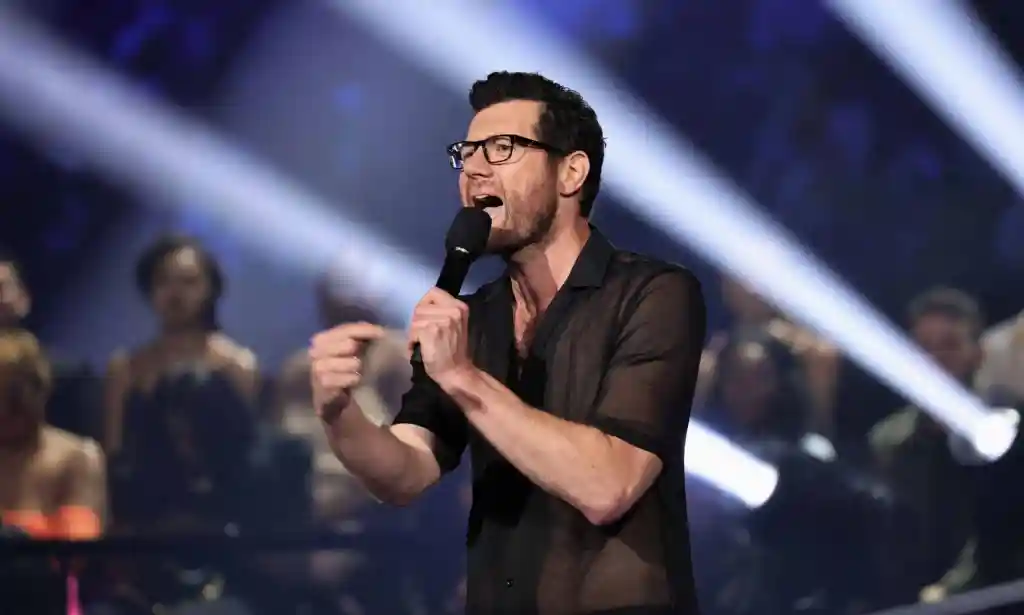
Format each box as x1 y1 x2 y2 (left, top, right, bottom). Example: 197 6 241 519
488 194 558 260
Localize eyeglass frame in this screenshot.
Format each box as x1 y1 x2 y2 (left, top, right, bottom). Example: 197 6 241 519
446 134 563 170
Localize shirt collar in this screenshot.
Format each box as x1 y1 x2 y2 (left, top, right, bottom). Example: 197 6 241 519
484 225 614 302
563 225 615 289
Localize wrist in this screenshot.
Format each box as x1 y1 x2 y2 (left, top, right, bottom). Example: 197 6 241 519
434 363 480 396
320 397 356 430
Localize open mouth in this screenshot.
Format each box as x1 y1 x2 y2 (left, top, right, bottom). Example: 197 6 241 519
472 195 503 209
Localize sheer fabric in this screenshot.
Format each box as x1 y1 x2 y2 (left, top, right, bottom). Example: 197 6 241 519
394 229 706 615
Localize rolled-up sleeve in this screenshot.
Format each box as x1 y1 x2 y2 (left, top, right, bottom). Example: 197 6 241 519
586 269 706 461
392 364 468 474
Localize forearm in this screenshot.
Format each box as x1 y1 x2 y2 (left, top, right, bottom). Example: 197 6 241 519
323 400 437 505
439 367 628 523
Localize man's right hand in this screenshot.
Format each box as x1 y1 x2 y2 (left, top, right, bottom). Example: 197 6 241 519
309 322 387 423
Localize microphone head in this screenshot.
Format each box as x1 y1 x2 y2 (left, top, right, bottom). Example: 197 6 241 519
444 207 492 258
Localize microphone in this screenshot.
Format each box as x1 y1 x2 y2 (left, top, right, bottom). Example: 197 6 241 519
411 206 493 364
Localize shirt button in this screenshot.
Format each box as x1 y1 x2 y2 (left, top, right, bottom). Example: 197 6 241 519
505 578 514 588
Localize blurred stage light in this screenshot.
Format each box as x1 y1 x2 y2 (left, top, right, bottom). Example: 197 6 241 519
0 8 775 506
0 7 432 325
334 0 1016 460
828 0 1024 197
685 425 778 508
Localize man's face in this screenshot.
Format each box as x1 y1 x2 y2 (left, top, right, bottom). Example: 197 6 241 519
0 263 29 328
150 248 212 327
458 100 559 255
912 313 981 382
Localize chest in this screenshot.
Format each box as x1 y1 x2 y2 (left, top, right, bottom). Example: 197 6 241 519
466 289 620 464
131 345 235 394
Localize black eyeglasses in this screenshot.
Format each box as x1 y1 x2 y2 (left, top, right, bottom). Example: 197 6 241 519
446 134 561 170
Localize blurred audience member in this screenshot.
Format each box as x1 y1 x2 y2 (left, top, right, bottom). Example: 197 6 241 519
275 269 409 522
0 253 30 330
0 329 105 615
271 271 411 613
0 249 102 441
921 310 1024 608
869 287 981 603
975 309 1024 406
703 326 811 446
0 329 105 538
698 328 847 614
698 276 839 436
99 235 259 612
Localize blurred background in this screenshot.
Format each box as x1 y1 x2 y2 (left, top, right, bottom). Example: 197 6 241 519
4 0 1024 613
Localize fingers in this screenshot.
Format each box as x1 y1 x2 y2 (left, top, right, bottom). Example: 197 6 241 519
312 356 362 376
406 320 443 349
409 305 466 331
310 355 363 414
418 288 468 309
313 371 362 391
309 322 387 359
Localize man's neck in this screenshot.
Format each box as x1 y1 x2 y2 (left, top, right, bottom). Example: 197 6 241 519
508 218 591 312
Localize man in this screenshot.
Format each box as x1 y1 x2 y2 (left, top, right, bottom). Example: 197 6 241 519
310 72 706 614
869 288 981 604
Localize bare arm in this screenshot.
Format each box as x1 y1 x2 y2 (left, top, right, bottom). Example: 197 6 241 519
55 438 107 539
322 403 442 506
312 323 463 506
440 369 649 525
224 348 261 405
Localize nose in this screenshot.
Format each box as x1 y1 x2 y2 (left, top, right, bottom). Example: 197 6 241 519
461 146 492 177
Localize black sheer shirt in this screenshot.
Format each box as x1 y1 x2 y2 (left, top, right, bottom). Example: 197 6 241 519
393 228 706 615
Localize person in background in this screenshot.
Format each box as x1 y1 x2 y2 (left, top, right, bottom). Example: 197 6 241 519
701 328 889 614
975 309 1024 406
100 235 259 612
271 270 412 614
697 276 839 436
0 252 31 331
920 309 1024 609
0 248 101 442
103 235 259 458
0 329 105 538
0 329 105 615
869 287 982 605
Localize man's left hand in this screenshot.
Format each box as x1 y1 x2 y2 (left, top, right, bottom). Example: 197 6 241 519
409 288 473 385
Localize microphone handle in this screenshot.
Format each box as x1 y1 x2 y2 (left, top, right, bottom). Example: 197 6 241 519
411 251 473 364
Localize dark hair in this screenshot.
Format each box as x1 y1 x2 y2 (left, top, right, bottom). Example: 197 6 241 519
907 287 983 340
135 234 224 330
469 71 605 217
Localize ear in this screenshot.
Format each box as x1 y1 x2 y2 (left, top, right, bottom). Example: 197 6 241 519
557 151 590 199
